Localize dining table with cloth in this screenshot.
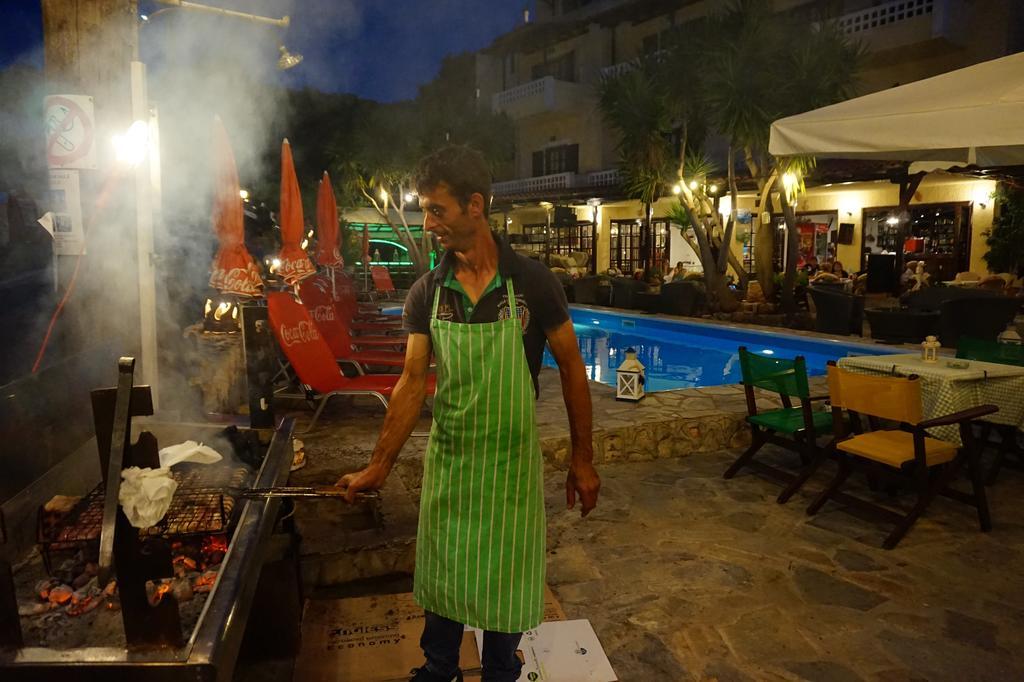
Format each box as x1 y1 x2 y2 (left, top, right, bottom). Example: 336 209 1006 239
837 353 1024 444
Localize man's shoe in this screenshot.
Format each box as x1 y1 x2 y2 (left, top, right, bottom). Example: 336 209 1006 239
408 666 463 682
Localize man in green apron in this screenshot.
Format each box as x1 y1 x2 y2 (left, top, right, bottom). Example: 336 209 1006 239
338 146 600 682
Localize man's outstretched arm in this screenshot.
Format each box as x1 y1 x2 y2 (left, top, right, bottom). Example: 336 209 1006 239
336 332 433 502
545 319 600 517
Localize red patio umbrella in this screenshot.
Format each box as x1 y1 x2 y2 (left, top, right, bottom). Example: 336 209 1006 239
315 171 343 268
277 139 316 286
209 116 263 297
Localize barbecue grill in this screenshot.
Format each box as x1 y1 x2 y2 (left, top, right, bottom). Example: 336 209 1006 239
0 358 303 681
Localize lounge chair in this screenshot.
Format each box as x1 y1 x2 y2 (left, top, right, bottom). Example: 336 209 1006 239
298 279 407 353
610 277 646 309
807 363 994 549
369 265 406 301
939 296 1020 347
865 308 939 344
657 281 705 316
266 292 434 433
807 287 864 336
572 276 601 305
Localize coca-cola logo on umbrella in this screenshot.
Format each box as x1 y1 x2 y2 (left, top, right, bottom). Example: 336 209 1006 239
311 305 335 323
280 320 320 347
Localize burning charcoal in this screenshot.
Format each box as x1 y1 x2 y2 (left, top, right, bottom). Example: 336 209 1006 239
192 569 219 593
171 577 194 603
35 577 60 601
173 555 198 577
18 601 57 617
47 584 74 605
102 579 118 597
146 579 174 607
67 582 103 616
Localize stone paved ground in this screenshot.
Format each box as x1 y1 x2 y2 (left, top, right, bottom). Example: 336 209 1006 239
287 373 1024 682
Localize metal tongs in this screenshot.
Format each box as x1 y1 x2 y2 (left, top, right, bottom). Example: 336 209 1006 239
189 485 380 501
240 485 380 500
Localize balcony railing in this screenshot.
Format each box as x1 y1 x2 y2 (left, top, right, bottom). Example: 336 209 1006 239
834 0 967 50
837 0 934 34
492 169 622 197
491 76 593 119
599 50 668 80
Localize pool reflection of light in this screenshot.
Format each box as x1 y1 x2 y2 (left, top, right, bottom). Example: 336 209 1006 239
548 310 897 392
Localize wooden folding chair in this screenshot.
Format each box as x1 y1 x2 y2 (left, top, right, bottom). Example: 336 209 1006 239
956 336 1024 482
723 347 834 503
807 363 996 549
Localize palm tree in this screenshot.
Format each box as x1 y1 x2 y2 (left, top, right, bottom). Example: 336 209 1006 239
597 66 675 275
668 0 864 312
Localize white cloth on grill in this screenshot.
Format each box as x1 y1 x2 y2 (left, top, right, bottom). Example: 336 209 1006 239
119 467 178 528
158 440 223 468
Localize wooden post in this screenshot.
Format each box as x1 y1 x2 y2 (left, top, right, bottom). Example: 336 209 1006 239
40 0 141 361
893 171 926 293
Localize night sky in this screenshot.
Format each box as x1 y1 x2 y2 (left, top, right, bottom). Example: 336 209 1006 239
0 0 533 102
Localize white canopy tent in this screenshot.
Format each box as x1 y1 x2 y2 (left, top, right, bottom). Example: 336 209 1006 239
769 51 1024 171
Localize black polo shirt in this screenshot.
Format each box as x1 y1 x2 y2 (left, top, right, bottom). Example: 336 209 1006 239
403 233 570 395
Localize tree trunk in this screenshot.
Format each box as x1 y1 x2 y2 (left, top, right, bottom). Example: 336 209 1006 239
754 170 780 301
746 150 775 300
776 176 801 316
717 146 737 275
643 201 653 274
684 204 738 313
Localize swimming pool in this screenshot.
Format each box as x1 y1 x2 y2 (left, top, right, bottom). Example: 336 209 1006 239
543 308 901 392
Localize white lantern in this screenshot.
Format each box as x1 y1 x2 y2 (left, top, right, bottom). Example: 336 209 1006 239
998 324 1022 345
921 335 940 363
616 347 646 401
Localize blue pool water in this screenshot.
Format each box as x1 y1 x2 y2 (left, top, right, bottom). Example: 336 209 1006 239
543 308 901 392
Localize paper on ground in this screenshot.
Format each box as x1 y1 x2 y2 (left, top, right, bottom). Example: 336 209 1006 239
158 440 223 468
469 619 617 682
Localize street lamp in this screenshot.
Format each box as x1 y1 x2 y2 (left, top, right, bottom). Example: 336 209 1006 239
112 120 150 166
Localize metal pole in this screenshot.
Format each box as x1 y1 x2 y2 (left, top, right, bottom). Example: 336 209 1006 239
131 61 160 410
152 0 290 27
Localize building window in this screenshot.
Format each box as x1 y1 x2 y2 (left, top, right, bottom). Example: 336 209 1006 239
610 218 668 274
532 51 576 82
532 144 579 176
862 202 971 282
552 220 596 273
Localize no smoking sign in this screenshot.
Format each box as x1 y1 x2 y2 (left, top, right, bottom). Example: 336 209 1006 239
44 94 97 170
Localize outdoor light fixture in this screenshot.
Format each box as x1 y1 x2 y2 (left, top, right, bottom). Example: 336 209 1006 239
404 192 416 203
113 120 150 166
277 45 304 71
672 184 682 195
709 184 719 194
239 189 250 201
379 188 389 202
688 180 699 191
886 216 900 226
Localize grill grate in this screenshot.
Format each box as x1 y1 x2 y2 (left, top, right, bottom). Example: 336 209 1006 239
37 466 251 574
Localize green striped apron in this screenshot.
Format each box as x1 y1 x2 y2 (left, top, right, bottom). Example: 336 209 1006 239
413 278 546 633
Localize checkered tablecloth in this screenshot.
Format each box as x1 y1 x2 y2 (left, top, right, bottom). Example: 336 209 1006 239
837 353 1024 443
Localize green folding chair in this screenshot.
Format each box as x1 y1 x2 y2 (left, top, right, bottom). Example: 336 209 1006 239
956 336 1024 482
723 347 834 503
